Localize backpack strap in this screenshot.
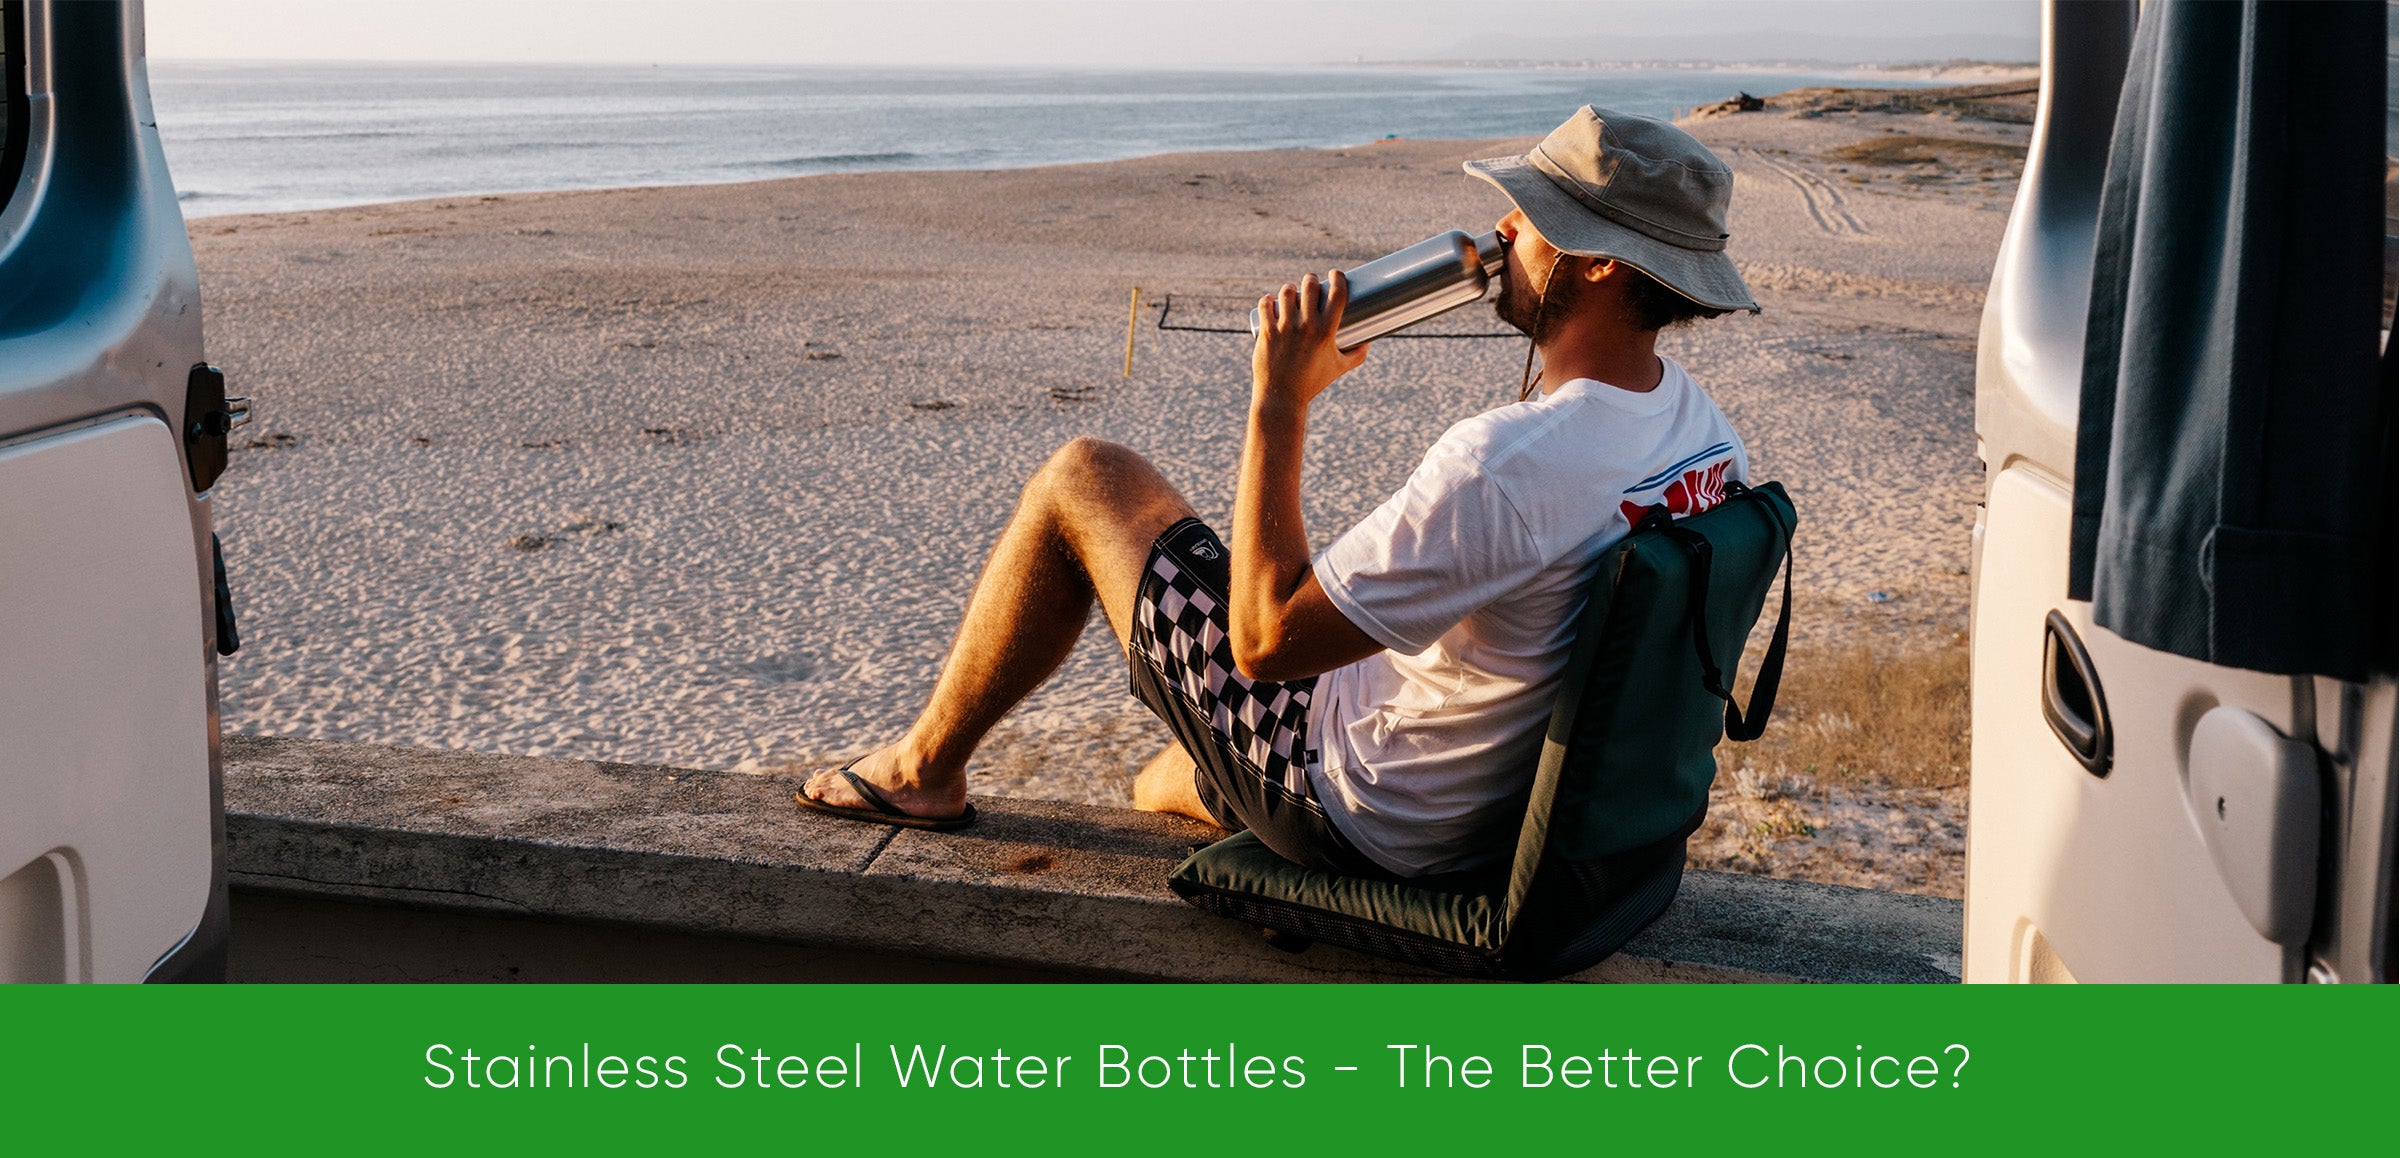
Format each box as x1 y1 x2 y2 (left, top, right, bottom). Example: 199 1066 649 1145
1656 483 1792 742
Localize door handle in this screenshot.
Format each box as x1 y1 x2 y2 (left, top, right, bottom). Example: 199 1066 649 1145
2042 610 2111 776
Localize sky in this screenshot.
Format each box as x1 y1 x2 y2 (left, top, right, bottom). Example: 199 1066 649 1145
144 0 2040 68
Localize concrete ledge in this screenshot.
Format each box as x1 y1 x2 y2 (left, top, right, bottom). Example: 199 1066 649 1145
224 735 1962 983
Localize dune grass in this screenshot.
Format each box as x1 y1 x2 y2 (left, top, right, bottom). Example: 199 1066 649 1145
1721 635 1970 791
1824 134 2027 168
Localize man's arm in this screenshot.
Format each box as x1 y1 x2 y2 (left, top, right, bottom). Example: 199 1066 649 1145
1231 272 1385 682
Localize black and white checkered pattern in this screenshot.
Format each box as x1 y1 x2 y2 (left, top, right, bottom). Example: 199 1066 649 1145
1130 549 1319 801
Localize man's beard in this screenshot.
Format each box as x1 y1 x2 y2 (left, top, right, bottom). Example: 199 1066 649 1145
1494 256 1574 340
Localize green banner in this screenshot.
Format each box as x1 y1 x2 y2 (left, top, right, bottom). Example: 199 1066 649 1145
4 985 2389 1151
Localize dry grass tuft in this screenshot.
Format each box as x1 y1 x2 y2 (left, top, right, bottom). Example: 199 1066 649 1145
1722 635 1969 789
1695 637 1971 897
1823 135 2027 169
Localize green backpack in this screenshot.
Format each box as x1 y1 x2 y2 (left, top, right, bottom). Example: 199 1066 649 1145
1168 481 1796 980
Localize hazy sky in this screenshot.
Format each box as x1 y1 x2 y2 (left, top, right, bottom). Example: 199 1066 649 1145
146 0 2039 68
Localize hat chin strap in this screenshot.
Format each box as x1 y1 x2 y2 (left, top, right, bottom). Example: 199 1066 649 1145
1518 250 1569 403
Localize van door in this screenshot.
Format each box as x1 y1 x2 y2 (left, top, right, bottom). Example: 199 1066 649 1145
1968 0 2396 983
0 0 229 982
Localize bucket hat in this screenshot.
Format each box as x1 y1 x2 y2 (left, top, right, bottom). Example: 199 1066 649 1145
1466 106 1758 313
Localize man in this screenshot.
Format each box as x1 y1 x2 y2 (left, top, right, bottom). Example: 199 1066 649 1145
798 106 1758 879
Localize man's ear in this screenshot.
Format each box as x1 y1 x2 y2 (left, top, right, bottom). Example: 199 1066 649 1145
1582 257 1622 284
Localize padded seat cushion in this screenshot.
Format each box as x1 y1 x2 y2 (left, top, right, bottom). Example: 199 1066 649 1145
1170 831 1510 975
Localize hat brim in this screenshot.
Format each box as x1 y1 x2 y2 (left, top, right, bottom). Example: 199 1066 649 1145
1465 154 1759 314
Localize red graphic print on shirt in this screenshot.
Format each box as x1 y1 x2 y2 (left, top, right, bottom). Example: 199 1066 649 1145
1619 459 1730 527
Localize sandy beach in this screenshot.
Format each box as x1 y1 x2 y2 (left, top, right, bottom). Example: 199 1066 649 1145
196 82 2032 898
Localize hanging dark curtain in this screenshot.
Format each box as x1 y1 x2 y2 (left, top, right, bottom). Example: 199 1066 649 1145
2068 0 2395 682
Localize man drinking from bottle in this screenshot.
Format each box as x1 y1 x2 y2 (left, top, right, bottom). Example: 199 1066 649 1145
797 106 1758 879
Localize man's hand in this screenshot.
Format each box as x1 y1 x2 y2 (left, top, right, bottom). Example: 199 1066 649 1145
1232 270 1384 683
1253 271 1371 409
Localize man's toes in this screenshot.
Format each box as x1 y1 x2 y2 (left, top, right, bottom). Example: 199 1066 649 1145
800 769 854 807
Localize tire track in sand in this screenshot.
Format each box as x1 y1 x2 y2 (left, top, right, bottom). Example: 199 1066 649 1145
1736 147 1871 237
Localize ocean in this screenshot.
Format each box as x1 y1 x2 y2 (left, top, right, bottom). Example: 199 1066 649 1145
148 61 1929 217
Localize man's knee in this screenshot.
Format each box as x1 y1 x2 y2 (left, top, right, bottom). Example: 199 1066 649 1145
1030 436 1179 517
1034 436 1146 495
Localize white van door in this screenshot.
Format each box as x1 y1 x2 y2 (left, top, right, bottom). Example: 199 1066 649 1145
1968 0 2396 984
0 0 230 982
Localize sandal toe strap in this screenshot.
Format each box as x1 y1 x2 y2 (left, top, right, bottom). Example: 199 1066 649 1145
836 765 905 817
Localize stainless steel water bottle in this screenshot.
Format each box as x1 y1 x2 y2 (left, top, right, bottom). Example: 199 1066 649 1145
1251 229 1506 349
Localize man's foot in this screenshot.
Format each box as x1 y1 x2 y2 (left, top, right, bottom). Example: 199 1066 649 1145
1131 742 1219 825
797 747 971 825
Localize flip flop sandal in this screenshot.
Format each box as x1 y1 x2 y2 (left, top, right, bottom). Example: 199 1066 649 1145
795 758 977 832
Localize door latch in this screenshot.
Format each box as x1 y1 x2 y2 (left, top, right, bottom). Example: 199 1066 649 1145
183 363 251 493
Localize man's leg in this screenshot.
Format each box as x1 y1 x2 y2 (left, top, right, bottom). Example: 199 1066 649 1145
801 437 1195 819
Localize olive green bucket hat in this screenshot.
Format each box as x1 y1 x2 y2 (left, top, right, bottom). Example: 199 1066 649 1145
1466 105 1758 313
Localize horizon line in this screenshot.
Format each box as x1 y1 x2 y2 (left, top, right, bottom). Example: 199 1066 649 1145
147 55 2035 71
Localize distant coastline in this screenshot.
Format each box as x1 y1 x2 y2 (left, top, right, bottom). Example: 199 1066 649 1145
1331 58 2039 82
153 61 1966 218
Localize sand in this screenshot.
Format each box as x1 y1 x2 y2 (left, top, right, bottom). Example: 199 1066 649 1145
196 87 2029 898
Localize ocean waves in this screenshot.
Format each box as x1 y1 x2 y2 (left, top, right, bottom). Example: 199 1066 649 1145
751 151 927 171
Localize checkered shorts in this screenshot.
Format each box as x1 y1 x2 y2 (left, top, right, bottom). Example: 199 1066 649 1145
1126 519 1321 809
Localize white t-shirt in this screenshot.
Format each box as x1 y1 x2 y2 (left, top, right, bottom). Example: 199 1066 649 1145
1306 359 1748 876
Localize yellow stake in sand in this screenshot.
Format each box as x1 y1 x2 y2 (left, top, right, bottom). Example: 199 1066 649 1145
1123 286 1141 377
